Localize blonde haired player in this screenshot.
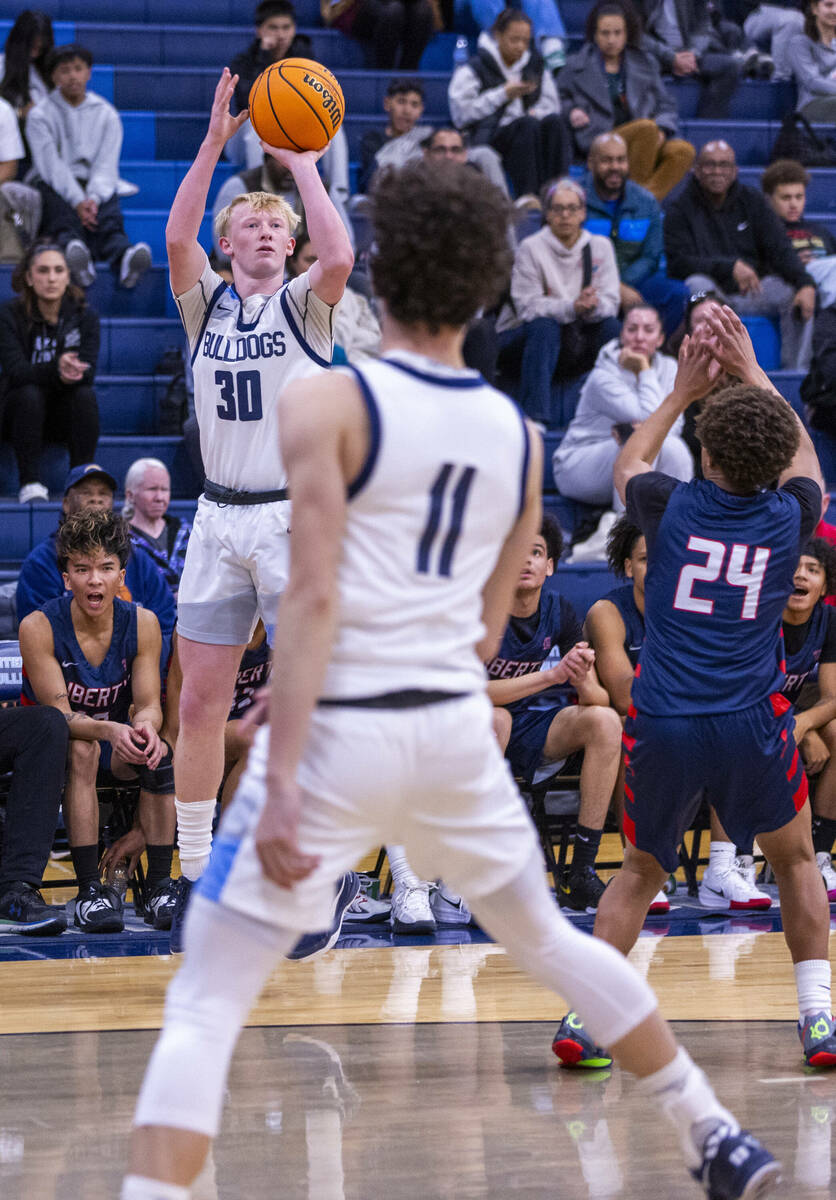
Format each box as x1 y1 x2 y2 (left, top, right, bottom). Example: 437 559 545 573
166 68 353 947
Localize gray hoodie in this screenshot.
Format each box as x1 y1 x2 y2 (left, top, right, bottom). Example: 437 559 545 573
26 89 122 207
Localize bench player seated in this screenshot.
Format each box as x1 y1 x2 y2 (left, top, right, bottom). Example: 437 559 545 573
19 510 177 933
486 514 623 912
778 538 836 900
585 515 772 917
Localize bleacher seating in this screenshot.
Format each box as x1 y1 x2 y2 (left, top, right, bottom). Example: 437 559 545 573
0 0 832 611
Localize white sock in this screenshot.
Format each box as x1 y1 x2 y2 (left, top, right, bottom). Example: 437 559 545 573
707 841 735 875
175 798 216 881
795 959 832 1020
386 844 422 888
122 1175 190 1199
636 1047 737 1170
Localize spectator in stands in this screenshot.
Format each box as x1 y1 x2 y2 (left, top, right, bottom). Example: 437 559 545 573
465 0 569 71
320 0 436 71
762 158 836 311
26 44 151 291
553 305 691 545
0 10 53 162
123 458 191 600
664 140 817 368
0 704 69 935
230 0 312 116
496 177 620 424
636 0 763 118
558 0 694 200
785 0 836 121
358 78 432 194
0 240 99 504
486 514 623 912
15 464 176 672
422 124 511 201
19 509 178 933
286 229 382 361
732 0 804 81
584 132 688 333
448 8 571 201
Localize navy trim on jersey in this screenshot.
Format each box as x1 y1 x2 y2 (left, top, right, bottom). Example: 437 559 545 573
346 366 382 500
279 288 332 368
383 358 485 389
517 413 531 519
186 279 228 367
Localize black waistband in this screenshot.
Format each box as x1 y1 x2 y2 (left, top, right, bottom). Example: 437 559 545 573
317 688 469 710
204 479 289 506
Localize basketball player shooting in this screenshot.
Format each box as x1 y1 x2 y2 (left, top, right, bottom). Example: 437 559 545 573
123 162 779 1200
165 68 353 948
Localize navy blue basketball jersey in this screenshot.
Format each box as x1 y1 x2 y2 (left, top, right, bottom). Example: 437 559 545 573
228 639 272 721
486 589 582 714
627 472 821 715
22 595 136 720
602 584 645 669
780 602 836 706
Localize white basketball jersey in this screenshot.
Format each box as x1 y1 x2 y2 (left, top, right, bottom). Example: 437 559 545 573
321 351 531 699
174 255 335 491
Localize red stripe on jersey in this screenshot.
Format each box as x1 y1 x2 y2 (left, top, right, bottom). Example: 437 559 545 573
770 692 791 718
623 810 636 845
622 733 636 752
793 774 809 810
787 748 799 778
627 703 637 720
624 781 634 803
634 663 641 678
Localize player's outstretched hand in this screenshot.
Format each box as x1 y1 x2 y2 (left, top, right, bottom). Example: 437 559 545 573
673 333 721 406
207 68 249 146
256 784 321 888
259 142 327 170
698 304 759 381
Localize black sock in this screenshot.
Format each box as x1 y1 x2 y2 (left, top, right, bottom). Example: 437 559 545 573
146 844 174 889
71 844 101 890
572 824 602 874
811 815 836 856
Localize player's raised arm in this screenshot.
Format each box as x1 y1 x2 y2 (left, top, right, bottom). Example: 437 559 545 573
262 144 354 305
167 68 248 295
477 422 543 663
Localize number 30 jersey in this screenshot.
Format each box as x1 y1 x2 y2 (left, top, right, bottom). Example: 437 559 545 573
320 351 531 701
174 255 335 491
626 471 821 716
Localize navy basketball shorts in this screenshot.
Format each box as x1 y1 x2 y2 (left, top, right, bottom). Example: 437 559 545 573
622 694 808 873
506 705 565 781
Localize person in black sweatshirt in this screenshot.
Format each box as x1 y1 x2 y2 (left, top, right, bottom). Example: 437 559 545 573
663 139 816 368
0 237 99 502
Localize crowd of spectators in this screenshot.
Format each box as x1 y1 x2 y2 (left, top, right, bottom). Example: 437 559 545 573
2 0 836 936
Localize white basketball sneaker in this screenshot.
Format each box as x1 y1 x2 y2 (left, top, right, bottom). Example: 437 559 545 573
698 862 772 911
390 881 436 933
816 851 836 902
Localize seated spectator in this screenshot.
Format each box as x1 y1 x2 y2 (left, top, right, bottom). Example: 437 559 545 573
786 0 836 122
0 92 24 185
320 0 436 71
664 140 817 369
465 0 568 69
19 510 178 933
558 0 694 200
762 158 836 310
637 0 763 118
486 514 623 911
0 704 69 934
496 177 620 424
15 464 176 672
26 44 151 290
358 78 432 194
230 0 312 125
0 10 53 165
733 0 803 81
778 538 836 898
448 8 571 201
0 240 99 503
584 132 688 333
553 305 692 531
123 458 192 600
287 230 381 361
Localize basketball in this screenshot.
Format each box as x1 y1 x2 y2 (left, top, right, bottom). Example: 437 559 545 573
248 58 345 152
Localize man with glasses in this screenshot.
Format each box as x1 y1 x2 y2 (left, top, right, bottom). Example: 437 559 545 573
422 127 511 201
663 140 816 368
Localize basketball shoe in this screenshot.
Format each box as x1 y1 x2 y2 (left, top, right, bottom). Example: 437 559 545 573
287 871 361 960
168 874 193 953
698 862 772 910
799 1011 836 1068
558 865 606 913
551 1012 613 1069
815 852 836 902
135 877 178 931
430 882 473 925
73 881 124 933
691 1121 780 1199
0 882 67 936
390 880 436 933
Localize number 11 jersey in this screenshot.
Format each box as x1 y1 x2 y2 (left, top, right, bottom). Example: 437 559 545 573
626 471 821 715
175 255 335 492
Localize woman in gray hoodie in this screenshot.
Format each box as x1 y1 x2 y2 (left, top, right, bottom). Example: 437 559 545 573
786 0 836 121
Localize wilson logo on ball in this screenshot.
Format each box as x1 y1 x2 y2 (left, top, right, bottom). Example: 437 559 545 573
248 58 346 152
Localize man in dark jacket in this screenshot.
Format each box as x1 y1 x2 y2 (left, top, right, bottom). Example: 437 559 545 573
16 464 175 671
663 140 817 368
584 133 687 334
229 0 312 116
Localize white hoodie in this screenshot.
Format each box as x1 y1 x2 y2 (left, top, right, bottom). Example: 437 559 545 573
553 338 681 467
448 30 561 132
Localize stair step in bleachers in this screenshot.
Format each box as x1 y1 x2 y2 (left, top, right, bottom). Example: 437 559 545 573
99 318 182 374
0 436 198 502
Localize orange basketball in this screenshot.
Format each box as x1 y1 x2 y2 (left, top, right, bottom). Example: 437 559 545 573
248 58 345 152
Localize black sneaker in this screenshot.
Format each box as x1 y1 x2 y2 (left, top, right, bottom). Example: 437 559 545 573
135 877 178 931
168 875 193 953
0 881 68 936
73 882 124 933
558 865 606 913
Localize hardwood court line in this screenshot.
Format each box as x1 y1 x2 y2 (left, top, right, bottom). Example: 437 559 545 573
0 932 817 1035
